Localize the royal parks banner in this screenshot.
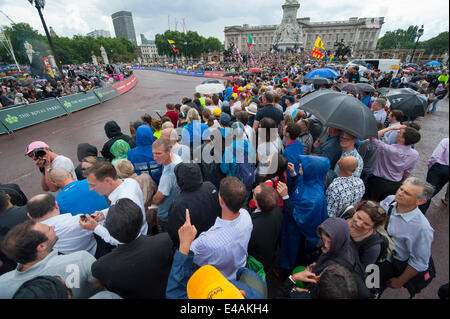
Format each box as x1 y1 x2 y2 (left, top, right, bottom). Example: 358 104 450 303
57 91 101 113
0 77 135 134
0 98 69 132
93 84 120 102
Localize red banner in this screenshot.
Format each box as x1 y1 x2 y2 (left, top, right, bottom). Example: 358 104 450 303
112 75 137 95
203 71 233 80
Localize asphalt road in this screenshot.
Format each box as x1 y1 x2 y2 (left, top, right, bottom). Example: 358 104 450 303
0 70 448 299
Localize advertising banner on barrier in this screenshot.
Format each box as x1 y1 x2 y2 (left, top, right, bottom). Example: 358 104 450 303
0 98 68 132
0 122 8 135
93 84 120 102
57 91 101 113
112 75 137 95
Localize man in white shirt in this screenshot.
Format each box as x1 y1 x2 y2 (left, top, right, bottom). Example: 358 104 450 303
190 177 253 280
26 193 97 256
152 138 183 232
25 141 77 194
284 95 300 117
371 98 387 125
79 162 147 246
384 110 405 145
0 219 100 298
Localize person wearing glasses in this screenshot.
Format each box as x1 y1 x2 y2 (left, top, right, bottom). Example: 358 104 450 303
25 141 77 195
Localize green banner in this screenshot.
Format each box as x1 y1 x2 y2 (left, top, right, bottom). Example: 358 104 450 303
0 121 8 134
0 99 69 132
94 84 119 102
58 91 101 113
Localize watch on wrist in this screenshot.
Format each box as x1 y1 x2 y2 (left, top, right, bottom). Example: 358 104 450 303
46 168 52 173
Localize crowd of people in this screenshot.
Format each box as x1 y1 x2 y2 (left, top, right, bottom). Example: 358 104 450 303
0 63 133 109
0 52 448 300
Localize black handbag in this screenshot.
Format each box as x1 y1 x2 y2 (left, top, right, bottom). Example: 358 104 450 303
392 256 436 298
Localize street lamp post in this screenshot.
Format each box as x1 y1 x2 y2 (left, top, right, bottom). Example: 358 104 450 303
409 25 424 63
28 0 64 77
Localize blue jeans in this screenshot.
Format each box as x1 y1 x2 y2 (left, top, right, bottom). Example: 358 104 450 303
430 98 440 113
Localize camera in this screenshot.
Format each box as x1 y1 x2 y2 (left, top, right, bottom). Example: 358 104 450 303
32 148 47 158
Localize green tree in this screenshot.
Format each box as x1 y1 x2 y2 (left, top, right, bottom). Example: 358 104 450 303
419 32 449 54
377 26 419 50
155 30 223 58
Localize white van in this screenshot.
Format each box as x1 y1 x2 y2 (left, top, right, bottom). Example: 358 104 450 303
346 59 401 76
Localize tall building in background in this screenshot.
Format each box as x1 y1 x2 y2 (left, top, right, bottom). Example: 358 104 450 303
111 11 137 46
87 30 111 38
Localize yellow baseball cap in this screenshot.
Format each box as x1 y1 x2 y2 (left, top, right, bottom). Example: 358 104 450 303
187 265 245 299
213 108 222 116
237 86 244 91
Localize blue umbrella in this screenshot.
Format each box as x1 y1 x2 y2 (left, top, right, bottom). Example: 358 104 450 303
426 61 441 66
305 68 339 79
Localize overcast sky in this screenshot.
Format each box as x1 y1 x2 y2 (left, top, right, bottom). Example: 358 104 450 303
0 0 448 45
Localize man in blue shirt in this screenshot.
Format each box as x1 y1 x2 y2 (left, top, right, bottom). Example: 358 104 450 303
50 168 109 216
378 177 435 298
311 127 343 170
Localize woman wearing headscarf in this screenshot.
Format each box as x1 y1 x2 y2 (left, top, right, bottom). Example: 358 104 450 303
309 217 372 299
280 155 329 271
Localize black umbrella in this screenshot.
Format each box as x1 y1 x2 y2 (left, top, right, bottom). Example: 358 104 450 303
405 82 420 91
359 77 370 83
297 89 378 139
201 79 222 84
377 87 391 95
223 72 237 76
427 71 442 77
335 83 364 96
404 63 420 70
304 77 332 85
243 72 253 76
379 88 427 119
411 75 426 82
355 83 376 93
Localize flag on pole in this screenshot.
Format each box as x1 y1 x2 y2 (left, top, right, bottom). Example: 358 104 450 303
247 34 254 47
311 47 324 59
249 46 255 65
168 39 179 53
234 44 242 61
314 36 324 50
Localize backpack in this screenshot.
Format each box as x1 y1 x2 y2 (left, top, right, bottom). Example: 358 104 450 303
232 146 255 188
134 160 163 185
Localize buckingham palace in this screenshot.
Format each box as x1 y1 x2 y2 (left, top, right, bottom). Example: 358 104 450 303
224 16 384 55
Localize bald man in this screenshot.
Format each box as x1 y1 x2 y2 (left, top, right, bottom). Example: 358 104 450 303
161 128 190 162
50 167 109 217
26 193 97 256
326 156 366 217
